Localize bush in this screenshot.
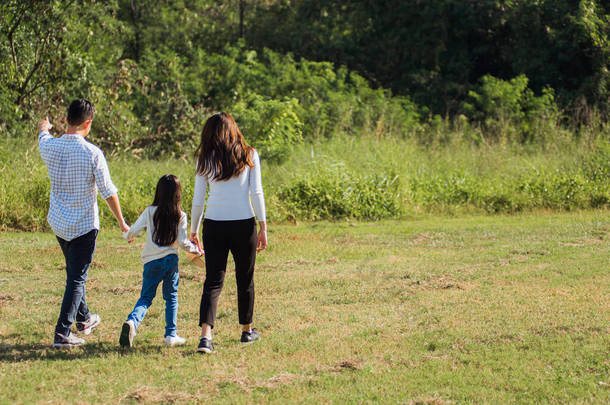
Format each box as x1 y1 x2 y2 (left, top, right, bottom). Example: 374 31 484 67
277 166 402 220
462 75 559 142
231 95 304 163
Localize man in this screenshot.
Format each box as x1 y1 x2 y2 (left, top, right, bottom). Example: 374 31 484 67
38 99 129 348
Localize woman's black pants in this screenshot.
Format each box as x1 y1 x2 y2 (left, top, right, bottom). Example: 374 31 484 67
199 217 257 328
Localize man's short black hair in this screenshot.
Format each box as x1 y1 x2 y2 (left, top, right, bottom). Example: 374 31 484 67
67 99 95 126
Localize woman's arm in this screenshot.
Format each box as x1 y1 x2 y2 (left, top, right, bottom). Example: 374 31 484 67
249 150 268 252
190 172 208 235
249 149 266 222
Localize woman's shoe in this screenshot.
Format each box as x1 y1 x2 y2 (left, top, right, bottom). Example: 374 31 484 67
197 337 214 353
240 328 260 343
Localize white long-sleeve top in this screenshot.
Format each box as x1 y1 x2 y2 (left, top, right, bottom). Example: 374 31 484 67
191 149 266 234
123 206 200 264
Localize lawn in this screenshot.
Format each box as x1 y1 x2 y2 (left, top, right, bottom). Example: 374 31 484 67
0 211 608 404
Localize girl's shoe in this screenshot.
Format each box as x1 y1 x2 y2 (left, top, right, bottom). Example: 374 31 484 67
197 337 214 353
165 335 186 346
119 320 136 347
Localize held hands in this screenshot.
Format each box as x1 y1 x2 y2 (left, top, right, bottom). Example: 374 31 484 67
39 117 53 133
120 222 134 243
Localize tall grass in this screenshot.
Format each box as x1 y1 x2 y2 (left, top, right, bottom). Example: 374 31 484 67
1 125 608 231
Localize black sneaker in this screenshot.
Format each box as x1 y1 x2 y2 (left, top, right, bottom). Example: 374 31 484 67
240 328 260 343
197 337 214 353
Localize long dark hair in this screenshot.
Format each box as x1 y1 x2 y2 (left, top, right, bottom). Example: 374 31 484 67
152 174 182 247
195 112 253 180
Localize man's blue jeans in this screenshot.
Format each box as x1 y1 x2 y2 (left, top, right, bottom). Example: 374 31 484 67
55 229 97 336
127 254 180 338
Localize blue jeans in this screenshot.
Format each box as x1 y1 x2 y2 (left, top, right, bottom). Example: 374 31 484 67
127 254 180 337
55 229 97 336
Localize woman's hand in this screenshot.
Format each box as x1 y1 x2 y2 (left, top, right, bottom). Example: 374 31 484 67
257 221 268 252
190 232 203 253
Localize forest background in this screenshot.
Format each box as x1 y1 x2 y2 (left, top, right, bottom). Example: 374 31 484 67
0 0 608 229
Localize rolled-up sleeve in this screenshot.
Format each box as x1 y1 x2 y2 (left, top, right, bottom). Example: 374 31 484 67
92 150 118 199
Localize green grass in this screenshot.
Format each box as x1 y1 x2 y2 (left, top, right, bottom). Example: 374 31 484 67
1 134 608 232
1 211 608 403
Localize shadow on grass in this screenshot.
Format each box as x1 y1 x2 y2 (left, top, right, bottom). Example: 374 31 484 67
0 341 165 362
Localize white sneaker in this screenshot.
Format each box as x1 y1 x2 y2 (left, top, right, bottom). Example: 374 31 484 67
165 335 186 346
53 332 85 348
76 313 101 335
119 320 136 347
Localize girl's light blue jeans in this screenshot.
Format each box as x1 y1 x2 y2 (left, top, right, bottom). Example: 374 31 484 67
127 254 179 337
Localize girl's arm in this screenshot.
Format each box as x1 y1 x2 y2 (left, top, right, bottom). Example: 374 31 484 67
179 212 202 254
123 208 148 241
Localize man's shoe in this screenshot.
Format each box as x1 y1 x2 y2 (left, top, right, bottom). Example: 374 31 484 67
76 314 101 335
53 332 85 348
240 328 260 343
197 337 213 353
165 335 186 346
119 320 136 348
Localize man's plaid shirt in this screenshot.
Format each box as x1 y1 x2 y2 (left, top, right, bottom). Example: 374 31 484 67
38 131 117 241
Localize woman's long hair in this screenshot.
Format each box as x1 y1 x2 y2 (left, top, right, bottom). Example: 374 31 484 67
195 112 253 180
152 174 182 246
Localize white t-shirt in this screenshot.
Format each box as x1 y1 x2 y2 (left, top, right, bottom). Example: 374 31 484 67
123 206 200 264
191 149 266 234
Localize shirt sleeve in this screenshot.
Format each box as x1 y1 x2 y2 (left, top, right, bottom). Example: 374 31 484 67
123 208 148 241
178 212 200 253
38 131 53 160
190 171 208 234
92 149 118 199
249 149 266 222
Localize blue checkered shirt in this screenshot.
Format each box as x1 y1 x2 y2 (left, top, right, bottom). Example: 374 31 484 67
38 131 118 241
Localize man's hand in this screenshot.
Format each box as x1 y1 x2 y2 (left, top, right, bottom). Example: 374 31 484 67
119 221 129 233
39 117 53 132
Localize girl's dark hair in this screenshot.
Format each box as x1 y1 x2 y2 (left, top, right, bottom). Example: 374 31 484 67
152 174 182 247
195 112 253 180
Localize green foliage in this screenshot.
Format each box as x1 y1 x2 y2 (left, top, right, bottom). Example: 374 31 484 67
231 95 304 163
277 166 402 220
462 75 559 142
247 0 609 115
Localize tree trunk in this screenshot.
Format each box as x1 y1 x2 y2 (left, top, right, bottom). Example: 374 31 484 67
239 0 245 39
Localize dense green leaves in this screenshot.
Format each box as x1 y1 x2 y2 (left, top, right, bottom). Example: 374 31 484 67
0 0 607 159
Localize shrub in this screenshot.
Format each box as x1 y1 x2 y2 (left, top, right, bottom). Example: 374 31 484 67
278 166 402 220
231 95 304 163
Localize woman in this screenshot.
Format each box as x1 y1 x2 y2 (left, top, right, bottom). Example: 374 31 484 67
190 112 267 354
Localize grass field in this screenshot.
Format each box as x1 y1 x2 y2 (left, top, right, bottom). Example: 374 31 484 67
0 211 608 404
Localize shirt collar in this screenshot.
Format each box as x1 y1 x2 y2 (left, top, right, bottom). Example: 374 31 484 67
61 133 85 140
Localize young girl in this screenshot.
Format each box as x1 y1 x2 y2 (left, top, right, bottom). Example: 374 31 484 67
120 174 202 347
